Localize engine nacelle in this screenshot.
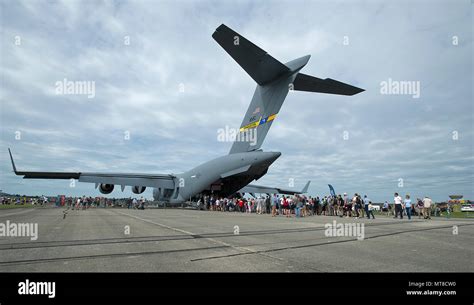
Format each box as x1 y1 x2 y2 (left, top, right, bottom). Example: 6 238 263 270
99 183 114 194
132 186 146 194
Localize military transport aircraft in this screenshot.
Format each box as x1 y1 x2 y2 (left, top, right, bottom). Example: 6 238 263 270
9 24 364 203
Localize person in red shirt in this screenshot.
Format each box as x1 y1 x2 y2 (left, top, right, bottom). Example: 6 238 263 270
238 199 244 213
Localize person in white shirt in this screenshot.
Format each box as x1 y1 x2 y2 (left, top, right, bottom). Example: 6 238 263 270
279 197 285 216
367 202 375 219
256 197 262 214
394 193 403 219
422 196 432 219
352 194 359 218
363 195 370 219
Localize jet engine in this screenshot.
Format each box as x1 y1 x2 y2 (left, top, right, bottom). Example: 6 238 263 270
132 186 146 194
99 183 114 194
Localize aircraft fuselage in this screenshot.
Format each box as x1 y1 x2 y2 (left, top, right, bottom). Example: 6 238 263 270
153 151 281 203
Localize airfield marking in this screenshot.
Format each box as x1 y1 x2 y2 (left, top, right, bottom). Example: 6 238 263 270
0 208 37 218
190 222 474 262
0 218 435 251
0 222 470 267
114 210 199 235
0 245 231 266
113 210 293 268
0 208 472 271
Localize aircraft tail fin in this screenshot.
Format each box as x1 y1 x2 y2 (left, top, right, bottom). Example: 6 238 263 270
212 24 290 86
213 24 364 154
301 181 311 193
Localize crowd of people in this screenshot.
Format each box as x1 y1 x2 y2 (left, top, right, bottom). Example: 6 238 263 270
0 195 148 210
195 192 436 220
0 192 438 220
63 196 148 210
0 195 48 206
382 193 434 220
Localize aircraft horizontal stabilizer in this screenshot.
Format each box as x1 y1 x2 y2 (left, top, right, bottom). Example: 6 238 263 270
212 24 290 86
293 73 364 96
240 180 311 195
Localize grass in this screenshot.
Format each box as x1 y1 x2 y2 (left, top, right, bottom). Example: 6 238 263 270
438 211 474 219
0 204 37 210
374 210 474 219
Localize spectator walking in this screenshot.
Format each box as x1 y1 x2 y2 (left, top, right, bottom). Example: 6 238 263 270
416 198 424 219
382 201 390 216
282 196 290 217
271 195 278 217
358 194 365 218
337 195 344 217
343 193 351 217
394 193 403 219
363 195 370 219
353 194 361 219
404 195 412 220
265 196 271 214
422 196 432 219
279 196 284 216
314 196 320 215
367 202 376 219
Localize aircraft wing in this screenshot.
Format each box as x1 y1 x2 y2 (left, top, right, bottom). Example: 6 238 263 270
240 180 310 195
8 149 175 189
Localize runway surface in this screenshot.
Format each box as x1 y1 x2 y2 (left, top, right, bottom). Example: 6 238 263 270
0 207 472 272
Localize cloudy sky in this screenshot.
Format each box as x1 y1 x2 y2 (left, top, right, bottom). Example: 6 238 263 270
0 0 472 202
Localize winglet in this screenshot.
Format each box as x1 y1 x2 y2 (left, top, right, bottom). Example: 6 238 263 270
301 180 311 193
8 148 18 174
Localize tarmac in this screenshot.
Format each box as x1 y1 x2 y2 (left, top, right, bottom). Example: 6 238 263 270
0 207 472 272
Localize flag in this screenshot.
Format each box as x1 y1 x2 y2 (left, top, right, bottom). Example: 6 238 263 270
328 184 336 197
